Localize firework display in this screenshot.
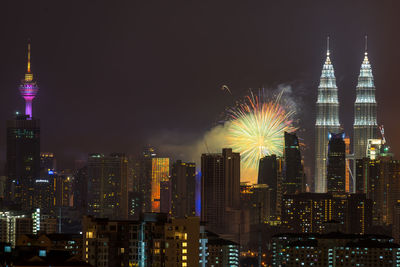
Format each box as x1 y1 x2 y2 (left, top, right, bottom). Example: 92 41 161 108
226 89 297 171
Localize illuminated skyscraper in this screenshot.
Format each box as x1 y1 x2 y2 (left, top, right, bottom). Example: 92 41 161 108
151 157 169 212
5 43 41 210
315 37 341 193
19 41 39 119
353 36 378 177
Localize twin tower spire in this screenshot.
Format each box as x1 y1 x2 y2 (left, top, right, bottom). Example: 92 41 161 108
315 36 376 193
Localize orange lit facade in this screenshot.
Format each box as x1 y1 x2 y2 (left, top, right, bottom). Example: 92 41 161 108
344 136 350 192
151 158 169 212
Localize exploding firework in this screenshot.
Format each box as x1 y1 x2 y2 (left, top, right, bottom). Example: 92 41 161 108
226 89 297 172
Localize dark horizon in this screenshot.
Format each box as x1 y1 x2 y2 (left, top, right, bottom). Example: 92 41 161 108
1 1 399 173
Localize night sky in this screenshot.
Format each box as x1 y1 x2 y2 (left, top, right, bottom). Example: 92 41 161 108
0 1 399 175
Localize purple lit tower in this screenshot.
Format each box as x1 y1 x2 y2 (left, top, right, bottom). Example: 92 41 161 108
19 42 39 119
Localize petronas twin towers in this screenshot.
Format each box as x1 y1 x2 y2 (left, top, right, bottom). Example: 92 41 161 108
315 37 377 193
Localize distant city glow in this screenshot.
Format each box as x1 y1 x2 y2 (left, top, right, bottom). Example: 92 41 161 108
226 89 297 173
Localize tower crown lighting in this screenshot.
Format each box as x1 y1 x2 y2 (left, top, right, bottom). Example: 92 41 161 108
19 41 39 118
315 36 341 193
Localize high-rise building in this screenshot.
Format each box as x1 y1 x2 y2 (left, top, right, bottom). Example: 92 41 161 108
346 193 372 235
283 132 303 194
281 193 334 233
201 148 241 238
134 146 157 214
281 193 371 234
327 133 346 193
40 153 56 173
272 233 399 267
392 201 400 243
87 153 129 219
206 232 240 267
356 156 400 226
82 214 200 267
344 136 351 192
171 160 196 218
354 37 378 179
6 114 40 210
257 155 283 219
160 179 171 214
151 158 170 213
315 38 341 193
73 166 88 215
55 170 74 208
5 42 40 211
0 209 42 247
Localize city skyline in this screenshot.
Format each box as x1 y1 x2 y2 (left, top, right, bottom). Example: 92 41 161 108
1 2 400 266
0 1 399 173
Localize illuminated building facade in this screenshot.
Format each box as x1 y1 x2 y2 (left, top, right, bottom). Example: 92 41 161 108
281 193 371 234
40 153 56 173
201 149 241 238
281 193 334 233
283 132 304 194
171 160 196 218
132 146 157 214
82 214 200 267
87 153 128 219
346 193 372 235
272 233 400 267
56 170 74 208
344 136 351 192
327 133 346 193
0 209 41 247
354 38 378 178
151 158 169 212
206 232 239 267
356 156 400 225
315 38 341 193
6 114 40 211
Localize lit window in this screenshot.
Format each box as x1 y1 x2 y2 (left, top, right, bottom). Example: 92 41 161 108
182 242 187 247
86 232 94 238
182 249 187 254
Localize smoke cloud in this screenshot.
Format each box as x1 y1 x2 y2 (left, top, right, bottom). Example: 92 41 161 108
150 83 309 185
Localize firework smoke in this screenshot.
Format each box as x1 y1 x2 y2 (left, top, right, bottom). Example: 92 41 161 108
151 85 300 184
